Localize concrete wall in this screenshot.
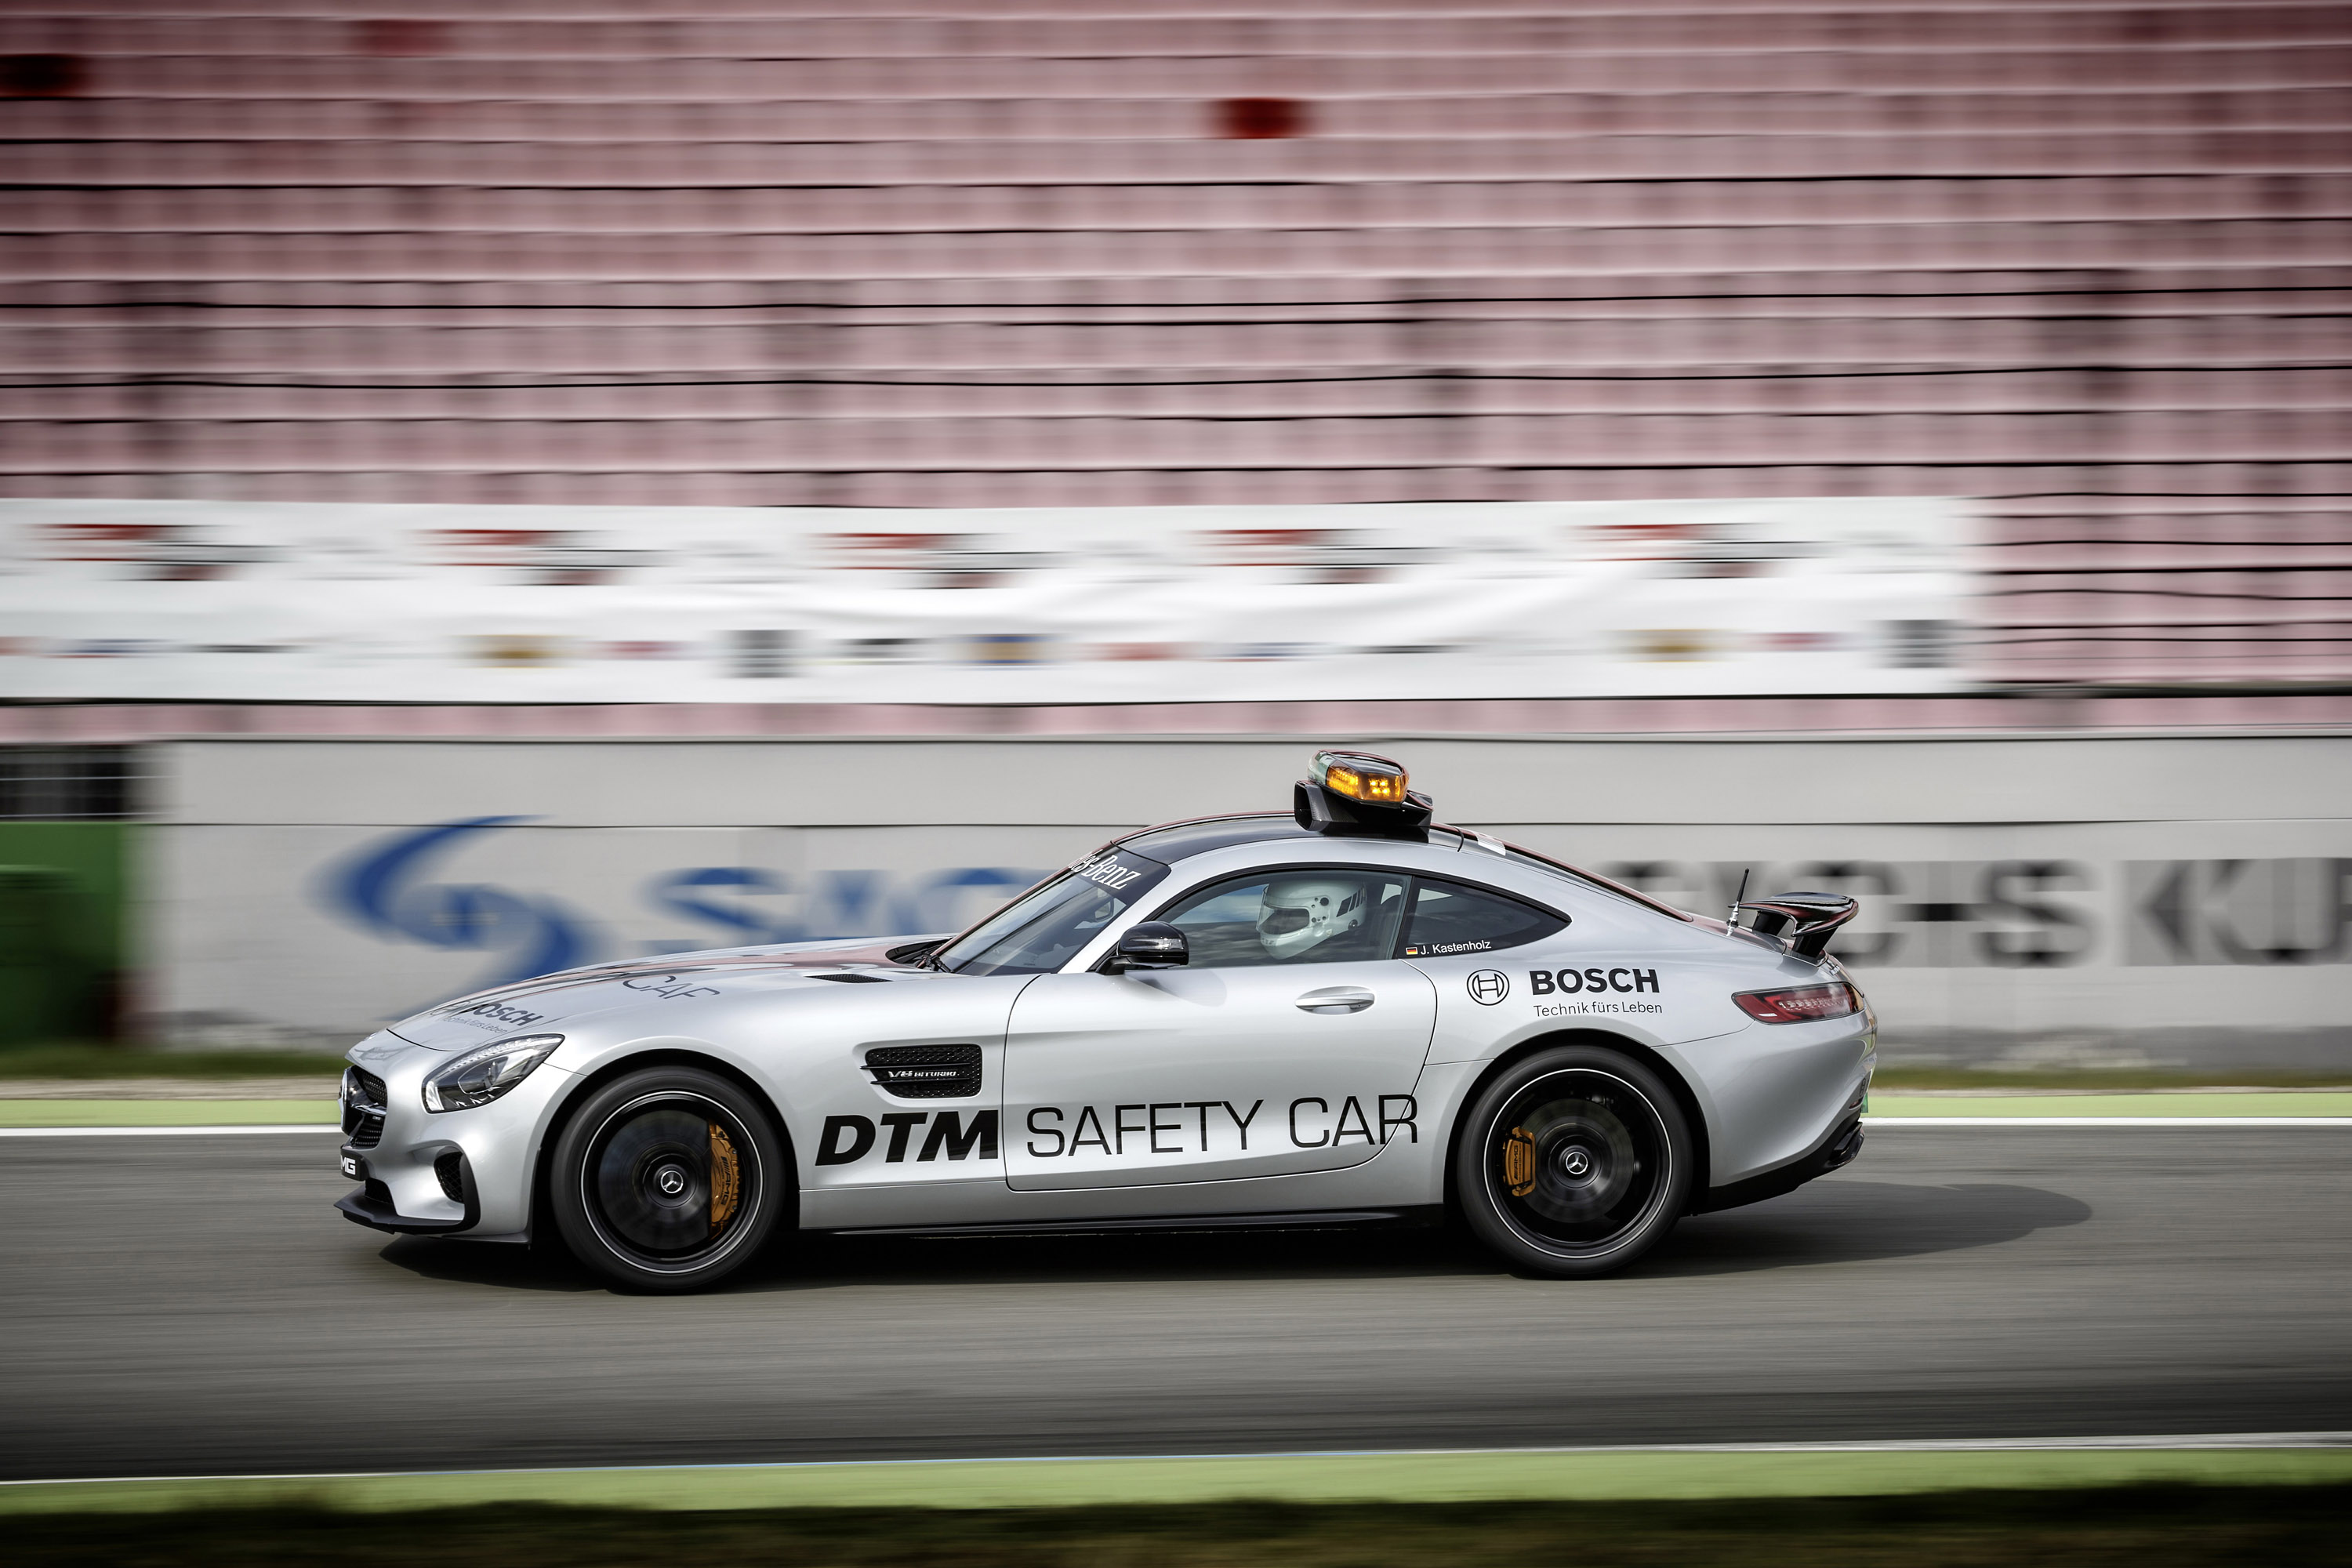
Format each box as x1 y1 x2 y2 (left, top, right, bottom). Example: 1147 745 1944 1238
146 734 2352 1069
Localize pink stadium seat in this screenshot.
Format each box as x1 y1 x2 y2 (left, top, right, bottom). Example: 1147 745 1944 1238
5 1 2350 683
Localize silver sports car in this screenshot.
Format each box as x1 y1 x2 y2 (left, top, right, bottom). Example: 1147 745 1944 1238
337 750 1874 1290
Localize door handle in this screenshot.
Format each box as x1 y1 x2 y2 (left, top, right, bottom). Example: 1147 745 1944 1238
1296 986 1374 1014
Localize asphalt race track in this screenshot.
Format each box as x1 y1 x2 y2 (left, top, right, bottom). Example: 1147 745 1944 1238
3 1127 2347 1481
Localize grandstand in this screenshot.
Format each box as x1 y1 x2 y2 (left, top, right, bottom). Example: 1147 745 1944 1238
2 0 2348 705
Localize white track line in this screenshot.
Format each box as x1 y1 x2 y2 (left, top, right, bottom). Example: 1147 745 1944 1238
7 1432 2351 1489
0 1123 336 1137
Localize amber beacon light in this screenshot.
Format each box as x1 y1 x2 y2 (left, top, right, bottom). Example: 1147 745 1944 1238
1312 749 1408 804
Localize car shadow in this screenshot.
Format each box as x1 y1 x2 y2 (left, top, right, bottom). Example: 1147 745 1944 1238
376 1178 2089 1294
378 1234 607 1292
1644 1179 2093 1277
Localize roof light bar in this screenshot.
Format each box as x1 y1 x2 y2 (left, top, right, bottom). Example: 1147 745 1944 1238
1294 748 1434 840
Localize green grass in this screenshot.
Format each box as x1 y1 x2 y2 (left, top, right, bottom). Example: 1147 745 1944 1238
12 1446 2352 1515
0 1099 337 1126
0 1042 348 1080
8 1489 2351 1567
1870 1065 2352 1092
1867 1092 2352 1119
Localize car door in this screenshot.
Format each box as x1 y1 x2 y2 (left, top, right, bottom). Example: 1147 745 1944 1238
1003 864 1436 1192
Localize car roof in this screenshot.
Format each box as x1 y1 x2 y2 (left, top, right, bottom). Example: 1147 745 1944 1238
1114 812 1323 863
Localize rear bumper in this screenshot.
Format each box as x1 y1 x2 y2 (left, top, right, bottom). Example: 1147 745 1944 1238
1689 1111 1864 1216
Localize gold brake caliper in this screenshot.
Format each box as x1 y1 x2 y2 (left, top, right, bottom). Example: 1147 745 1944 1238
707 1122 740 1233
1502 1127 1537 1196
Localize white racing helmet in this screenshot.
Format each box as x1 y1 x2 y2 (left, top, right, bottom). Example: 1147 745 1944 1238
1256 876 1367 960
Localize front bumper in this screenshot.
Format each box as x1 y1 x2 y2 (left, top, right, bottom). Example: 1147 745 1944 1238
335 1143 479 1234
332 1035 572 1237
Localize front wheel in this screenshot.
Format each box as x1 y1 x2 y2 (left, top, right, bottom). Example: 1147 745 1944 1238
550 1066 788 1292
1454 1045 1693 1278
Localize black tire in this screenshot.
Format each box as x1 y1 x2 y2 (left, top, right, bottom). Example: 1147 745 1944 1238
1454 1044 1693 1278
550 1065 789 1293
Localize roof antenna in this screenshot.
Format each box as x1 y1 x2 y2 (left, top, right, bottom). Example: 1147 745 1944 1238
1728 866 1750 931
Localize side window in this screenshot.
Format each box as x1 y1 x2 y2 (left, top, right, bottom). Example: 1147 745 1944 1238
1399 879 1566 960
1158 869 1409 968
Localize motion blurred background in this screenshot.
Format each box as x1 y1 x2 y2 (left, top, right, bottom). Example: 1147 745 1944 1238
0 0 2346 1073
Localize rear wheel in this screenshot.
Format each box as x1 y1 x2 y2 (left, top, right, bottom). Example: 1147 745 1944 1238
550 1066 787 1292
1455 1044 1692 1278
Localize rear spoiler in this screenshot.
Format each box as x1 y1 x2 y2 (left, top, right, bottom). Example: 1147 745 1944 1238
1732 891 1858 961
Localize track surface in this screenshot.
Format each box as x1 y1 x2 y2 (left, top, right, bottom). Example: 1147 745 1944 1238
3 1128 2348 1481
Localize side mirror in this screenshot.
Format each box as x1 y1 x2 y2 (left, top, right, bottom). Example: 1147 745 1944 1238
1109 921 1188 972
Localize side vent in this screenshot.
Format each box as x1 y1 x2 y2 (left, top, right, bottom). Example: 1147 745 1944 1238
812 971 891 984
864 1044 982 1098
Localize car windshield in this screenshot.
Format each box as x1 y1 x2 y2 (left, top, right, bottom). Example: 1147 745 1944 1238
935 844 1173 976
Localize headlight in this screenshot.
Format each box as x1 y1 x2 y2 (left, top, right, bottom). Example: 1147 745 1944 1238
422 1034 562 1112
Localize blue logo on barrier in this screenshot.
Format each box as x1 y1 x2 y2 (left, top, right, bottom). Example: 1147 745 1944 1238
645 864 1037 946
325 815 593 993
325 818 1047 994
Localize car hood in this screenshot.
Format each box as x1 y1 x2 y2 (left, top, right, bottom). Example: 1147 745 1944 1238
381 935 939 1051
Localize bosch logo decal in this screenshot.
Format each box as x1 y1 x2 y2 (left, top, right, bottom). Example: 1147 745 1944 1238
1530 966 1665 1017
459 1000 546 1029
1465 970 1510 1004
1531 967 1658 996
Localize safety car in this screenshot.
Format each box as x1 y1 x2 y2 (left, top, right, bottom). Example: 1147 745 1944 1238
336 750 1874 1290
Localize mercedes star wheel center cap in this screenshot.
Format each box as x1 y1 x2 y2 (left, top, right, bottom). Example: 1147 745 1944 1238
655 1165 687 1197
1559 1146 1592 1178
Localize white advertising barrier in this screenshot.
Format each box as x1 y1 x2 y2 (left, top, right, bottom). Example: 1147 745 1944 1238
0 497 1967 702
147 737 2352 1068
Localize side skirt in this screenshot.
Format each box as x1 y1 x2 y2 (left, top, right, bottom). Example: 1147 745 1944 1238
828 1205 1446 1240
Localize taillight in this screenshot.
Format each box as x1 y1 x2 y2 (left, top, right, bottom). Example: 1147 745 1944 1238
1733 982 1862 1024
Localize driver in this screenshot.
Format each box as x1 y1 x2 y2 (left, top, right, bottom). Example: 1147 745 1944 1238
1255 876 1367 960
